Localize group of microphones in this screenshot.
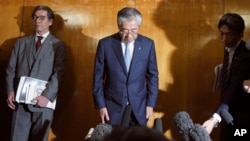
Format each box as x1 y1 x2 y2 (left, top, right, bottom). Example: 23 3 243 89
84 105 164 141
85 106 234 141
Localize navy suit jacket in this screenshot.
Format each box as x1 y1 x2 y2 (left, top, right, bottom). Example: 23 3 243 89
216 40 250 125
93 33 158 125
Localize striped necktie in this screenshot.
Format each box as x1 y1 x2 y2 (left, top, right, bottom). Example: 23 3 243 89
36 36 43 51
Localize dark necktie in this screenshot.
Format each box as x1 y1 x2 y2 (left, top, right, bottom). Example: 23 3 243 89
124 43 131 72
221 49 229 90
36 36 43 51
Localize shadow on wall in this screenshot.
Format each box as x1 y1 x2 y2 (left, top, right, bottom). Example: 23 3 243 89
152 1 222 140
50 10 99 141
0 6 36 141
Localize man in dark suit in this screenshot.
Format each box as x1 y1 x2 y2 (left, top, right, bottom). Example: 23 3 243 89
93 7 158 126
6 5 66 141
202 13 250 140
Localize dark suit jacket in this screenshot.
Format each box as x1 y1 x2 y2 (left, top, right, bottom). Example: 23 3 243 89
6 33 66 112
93 33 158 125
216 40 250 125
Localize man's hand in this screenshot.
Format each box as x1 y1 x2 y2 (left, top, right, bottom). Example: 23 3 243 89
99 108 110 123
32 95 49 107
7 92 16 110
146 106 154 120
243 80 250 93
202 119 215 134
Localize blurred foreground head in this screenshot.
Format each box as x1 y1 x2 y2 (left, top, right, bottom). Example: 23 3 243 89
103 126 170 141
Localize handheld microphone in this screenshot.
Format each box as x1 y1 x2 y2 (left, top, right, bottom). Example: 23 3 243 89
220 110 234 125
173 111 194 141
120 105 132 127
153 118 163 133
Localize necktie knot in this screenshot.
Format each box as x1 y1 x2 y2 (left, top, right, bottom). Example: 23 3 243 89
36 36 43 51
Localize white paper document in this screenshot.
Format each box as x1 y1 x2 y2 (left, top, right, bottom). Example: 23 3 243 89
16 76 56 110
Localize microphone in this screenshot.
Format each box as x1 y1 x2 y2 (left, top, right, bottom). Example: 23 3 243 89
120 105 132 127
173 111 194 141
189 124 211 141
220 110 234 125
88 123 112 141
153 118 163 133
84 128 94 140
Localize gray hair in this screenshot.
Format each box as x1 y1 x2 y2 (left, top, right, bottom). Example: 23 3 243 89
117 7 142 27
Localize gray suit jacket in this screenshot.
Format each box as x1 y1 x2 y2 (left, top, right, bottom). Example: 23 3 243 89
6 33 66 112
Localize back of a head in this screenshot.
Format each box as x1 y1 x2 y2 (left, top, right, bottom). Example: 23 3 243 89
218 13 245 35
121 126 169 141
90 123 112 141
103 126 170 141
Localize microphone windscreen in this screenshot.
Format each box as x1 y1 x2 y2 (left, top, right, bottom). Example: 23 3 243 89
220 110 234 125
121 105 132 127
189 124 211 141
173 111 194 141
90 123 112 141
153 118 163 133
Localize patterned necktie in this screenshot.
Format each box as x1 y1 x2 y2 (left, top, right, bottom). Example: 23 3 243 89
221 49 229 90
124 43 131 72
36 36 43 51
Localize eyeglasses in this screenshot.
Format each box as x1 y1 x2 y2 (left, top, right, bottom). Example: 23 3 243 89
32 15 47 21
120 29 138 36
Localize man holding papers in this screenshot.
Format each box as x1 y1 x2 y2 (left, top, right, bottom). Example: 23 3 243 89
6 5 66 141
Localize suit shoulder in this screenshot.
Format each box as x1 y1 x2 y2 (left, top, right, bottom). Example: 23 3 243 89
137 34 154 43
16 34 34 42
99 33 120 43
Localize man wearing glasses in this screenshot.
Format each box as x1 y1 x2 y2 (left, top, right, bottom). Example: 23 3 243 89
6 5 66 141
93 7 158 127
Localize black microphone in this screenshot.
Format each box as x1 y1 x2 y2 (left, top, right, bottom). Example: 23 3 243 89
120 105 132 127
189 124 211 141
153 118 163 133
173 111 194 141
220 110 234 125
89 123 112 141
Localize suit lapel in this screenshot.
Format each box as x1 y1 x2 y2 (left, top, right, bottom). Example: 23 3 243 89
129 37 144 75
26 35 36 70
111 35 128 74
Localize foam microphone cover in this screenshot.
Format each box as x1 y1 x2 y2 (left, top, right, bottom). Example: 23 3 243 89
189 124 211 141
153 118 163 133
220 110 234 125
121 105 132 127
90 123 112 141
173 111 194 141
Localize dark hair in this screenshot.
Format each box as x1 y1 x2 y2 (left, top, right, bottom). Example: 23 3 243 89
32 5 55 20
117 7 142 27
218 13 245 35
